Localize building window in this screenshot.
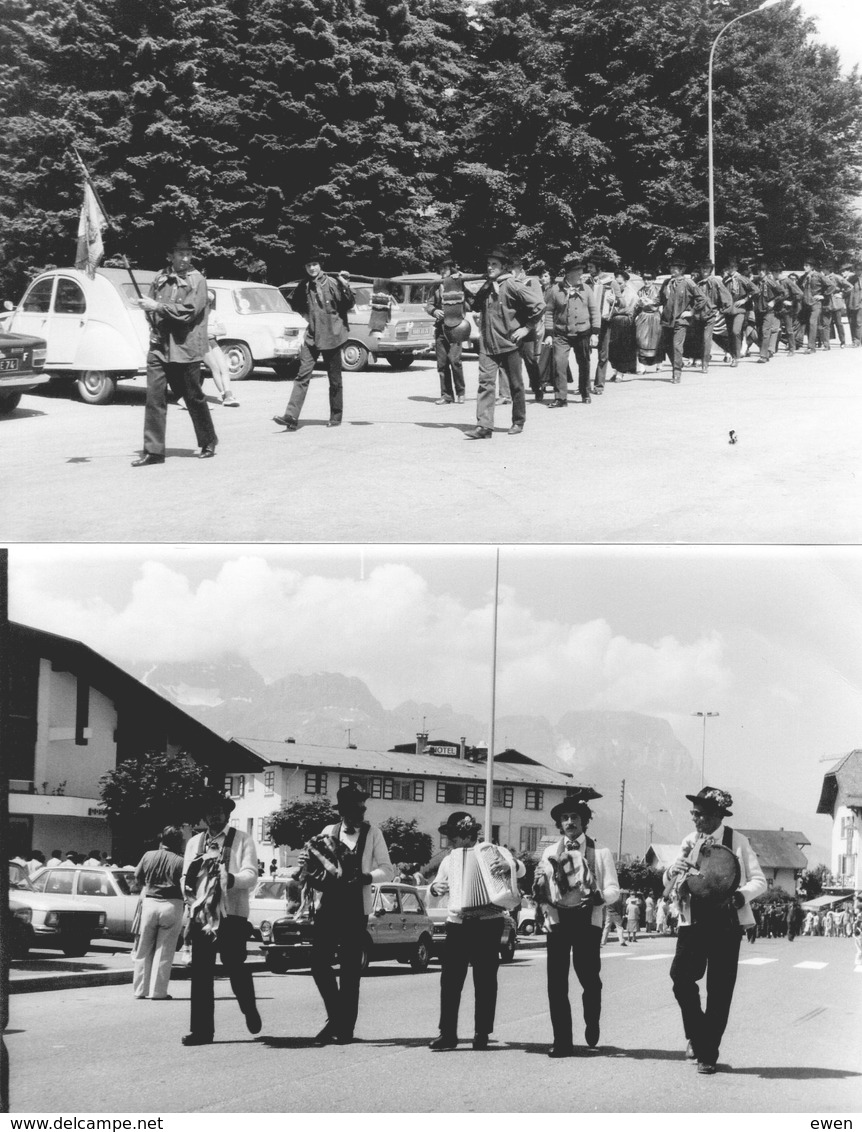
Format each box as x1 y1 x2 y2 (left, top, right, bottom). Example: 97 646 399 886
414 779 424 802
305 771 328 795
224 775 232 795
436 781 485 807
525 788 544 811
339 774 382 798
491 824 501 843
493 786 514 808
257 818 270 843
841 815 857 836
264 770 275 795
520 825 545 852
248 775 254 793
386 779 422 801
229 818 239 829
235 775 245 798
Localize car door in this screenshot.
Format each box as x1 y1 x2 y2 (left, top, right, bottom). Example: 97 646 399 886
110 870 143 934
11 277 56 350
371 886 399 956
47 276 89 363
398 889 423 946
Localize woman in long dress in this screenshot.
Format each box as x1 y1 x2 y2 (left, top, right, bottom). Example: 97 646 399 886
608 270 639 379
635 271 663 370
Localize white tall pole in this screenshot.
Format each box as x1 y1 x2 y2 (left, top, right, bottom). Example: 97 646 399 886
693 711 719 789
484 548 500 841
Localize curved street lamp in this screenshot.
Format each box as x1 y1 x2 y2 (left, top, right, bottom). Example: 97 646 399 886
692 711 720 788
708 0 783 264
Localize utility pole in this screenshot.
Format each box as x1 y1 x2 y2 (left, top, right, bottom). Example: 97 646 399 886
617 778 626 861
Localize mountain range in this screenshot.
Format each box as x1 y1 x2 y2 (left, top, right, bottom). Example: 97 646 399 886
134 657 829 863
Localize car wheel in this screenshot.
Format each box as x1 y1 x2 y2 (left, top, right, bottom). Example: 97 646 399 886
62 938 91 958
273 361 299 380
359 935 371 972
521 921 535 935
0 390 23 414
221 342 254 381
340 341 369 371
409 936 431 972
11 927 30 960
385 352 414 370
265 956 289 974
500 934 516 963
76 370 117 405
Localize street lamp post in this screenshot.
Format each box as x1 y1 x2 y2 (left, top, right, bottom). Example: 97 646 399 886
692 711 719 789
645 808 668 858
707 0 782 263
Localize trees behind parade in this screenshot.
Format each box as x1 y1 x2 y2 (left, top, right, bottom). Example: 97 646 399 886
0 0 859 297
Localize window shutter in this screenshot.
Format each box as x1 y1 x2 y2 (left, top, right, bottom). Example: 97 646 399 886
414 780 424 802
437 781 446 803
504 787 513 808
383 778 394 800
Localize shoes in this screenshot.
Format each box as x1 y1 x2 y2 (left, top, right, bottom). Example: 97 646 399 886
582 395 591 403
592 386 603 395
697 1062 717 1075
730 359 738 367
534 391 544 402
198 443 217 458
671 373 681 383
472 1034 490 1050
272 414 298 430
507 423 523 435
585 1023 600 1048
456 395 465 403
333 1033 355 1045
435 397 453 405
547 1045 574 1058
181 1033 213 1046
131 453 164 467
465 427 493 440
548 399 567 408
245 1005 262 1035
685 1041 697 1061
327 419 342 428
429 1034 458 1051
495 396 511 405
221 393 239 406
757 357 768 364
312 1025 336 1047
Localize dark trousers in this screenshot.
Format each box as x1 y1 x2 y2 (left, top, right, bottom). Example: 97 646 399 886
727 310 747 361
594 320 611 387
143 357 216 456
476 349 525 428
519 333 543 396
545 916 602 1047
755 311 778 359
799 302 821 350
662 324 687 376
695 317 715 371
669 922 742 1065
819 307 844 346
310 911 367 1037
438 918 500 1038
848 308 862 346
780 311 798 354
285 342 343 422
434 334 464 400
189 916 256 1038
553 333 591 401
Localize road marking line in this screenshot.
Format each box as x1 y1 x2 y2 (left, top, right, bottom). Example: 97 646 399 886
628 954 675 961
794 961 828 970
738 957 778 966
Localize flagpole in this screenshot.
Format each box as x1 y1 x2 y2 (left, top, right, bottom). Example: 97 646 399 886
484 548 500 842
70 146 146 301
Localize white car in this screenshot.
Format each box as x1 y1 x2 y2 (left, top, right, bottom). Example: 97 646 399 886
208 280 306 381
9 861 107 958
248 877 295 941
30 865 141 939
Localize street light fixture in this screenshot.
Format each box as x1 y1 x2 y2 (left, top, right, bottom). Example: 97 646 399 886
692 711 720 789
707 0 782 263
645 808 668 858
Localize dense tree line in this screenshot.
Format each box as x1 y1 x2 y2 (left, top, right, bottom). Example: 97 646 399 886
1 0 860 297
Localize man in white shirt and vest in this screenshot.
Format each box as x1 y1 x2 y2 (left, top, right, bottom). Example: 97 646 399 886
181 793 261 1046
664 786 766 1076
533 789 620 1057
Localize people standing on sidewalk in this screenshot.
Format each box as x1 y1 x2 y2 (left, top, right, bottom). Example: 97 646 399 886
586 255 612 396
601 895 628 948
625 892 641 942
133 826 185 1001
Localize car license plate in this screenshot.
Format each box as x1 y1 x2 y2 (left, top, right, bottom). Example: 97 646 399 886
414 326 432 337
0 358 20 372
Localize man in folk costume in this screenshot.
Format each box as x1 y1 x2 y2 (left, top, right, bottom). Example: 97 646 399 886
664 787 766 1076
750 260 784 364
543 254 600 407
692 259 733 373
424 255 467 405
774 262 803 357
721 258 756 367
585 255 612 395
658 256 707 383
427 812 521 1051
820 260 850 349
304 781 393 1045
180 794 261 1045
533 789 620 1057
511 253 546 402
273 251 354 430
798 256 830 354
843 263 862 347
465 246 544 439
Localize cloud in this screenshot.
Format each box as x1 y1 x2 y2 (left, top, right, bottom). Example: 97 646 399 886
11 557 730 720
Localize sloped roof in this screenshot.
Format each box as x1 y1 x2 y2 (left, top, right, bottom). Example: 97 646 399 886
228 737 574 787
817 749 862 814
645 844 680 868
736 829 809 870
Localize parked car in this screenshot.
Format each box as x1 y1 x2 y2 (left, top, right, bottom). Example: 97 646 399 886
2 267 157 405
8 861 107 958
280 279 435 372
419 885 519 962
30 864 141 939
248 877 295 942
0 328 49 414
207 280 306 381
517 898 544 935
261 882 434 973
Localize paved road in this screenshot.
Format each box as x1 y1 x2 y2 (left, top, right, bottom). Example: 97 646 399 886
1 349 859 543
6 935 860 1113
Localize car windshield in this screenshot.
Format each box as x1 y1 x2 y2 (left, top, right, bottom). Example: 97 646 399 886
231 287 290 315
9 864 34 891
352 285 371 309
422 887 448 910
254 881 287 900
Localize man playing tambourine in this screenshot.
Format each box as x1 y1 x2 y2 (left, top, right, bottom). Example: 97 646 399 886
664 787 766 1076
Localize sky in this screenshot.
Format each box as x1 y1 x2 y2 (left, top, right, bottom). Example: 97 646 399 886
797 0 862 72
7 544 861 842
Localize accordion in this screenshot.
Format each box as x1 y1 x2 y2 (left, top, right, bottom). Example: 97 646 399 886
447 843 520 917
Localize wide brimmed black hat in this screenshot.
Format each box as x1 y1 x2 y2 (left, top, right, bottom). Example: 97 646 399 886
337 780 369 807
487 246 514 265
549 787 603 825
669 254 688 268
439 810 482 837
562 252 585 271
205 793 236 816
685 786 733 817
301 250 325 265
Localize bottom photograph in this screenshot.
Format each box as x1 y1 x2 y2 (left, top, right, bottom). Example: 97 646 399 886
2 543 861 1117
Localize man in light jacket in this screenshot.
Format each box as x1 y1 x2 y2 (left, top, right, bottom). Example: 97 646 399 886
533 789 620 1057
664 786 766 1076
543 254 600 406
181 793 261 1046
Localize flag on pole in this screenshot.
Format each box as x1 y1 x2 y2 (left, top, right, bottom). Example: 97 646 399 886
75 181 107 278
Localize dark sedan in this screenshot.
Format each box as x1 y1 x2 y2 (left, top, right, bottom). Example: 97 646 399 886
0 328 49 413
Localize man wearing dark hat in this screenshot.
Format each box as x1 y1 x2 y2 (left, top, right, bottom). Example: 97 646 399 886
425 255 467 405
273 252 354 430
664 787 766 1075
543 255 600 406
721 258 756 368
750 260 784 363
798 257 830 354
533 790 620 1057
820 261 850 349
132 229 217 465
304 780 393 1045
658 257 706 383
464 247 545 438
511 253 547 401
180 794 261 1045
427 812 520 1051
774 263 802 357
692 259 733 373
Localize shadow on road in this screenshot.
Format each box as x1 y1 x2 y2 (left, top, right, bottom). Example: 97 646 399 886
729 1066 861 1080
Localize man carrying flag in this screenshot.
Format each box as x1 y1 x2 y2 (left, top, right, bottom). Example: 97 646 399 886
74 182 107 279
